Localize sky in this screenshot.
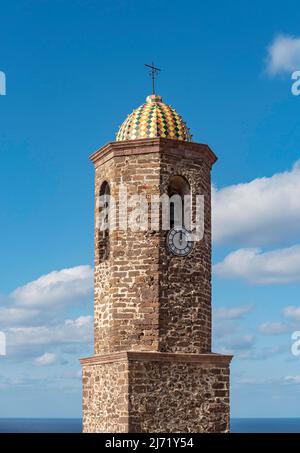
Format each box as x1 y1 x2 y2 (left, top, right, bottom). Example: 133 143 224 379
1 0 300 419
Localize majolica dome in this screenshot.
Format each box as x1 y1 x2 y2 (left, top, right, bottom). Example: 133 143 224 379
116 94 192 142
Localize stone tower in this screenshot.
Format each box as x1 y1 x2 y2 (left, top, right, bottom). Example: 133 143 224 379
80 94 232 433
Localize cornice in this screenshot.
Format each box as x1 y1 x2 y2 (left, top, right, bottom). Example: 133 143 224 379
80 351 232 366
89 138 217 168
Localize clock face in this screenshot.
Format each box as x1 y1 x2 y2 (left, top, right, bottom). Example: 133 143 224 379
167 227 194 257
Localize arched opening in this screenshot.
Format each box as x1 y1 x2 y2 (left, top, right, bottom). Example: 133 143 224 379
168 175 190 229
99 181 110 260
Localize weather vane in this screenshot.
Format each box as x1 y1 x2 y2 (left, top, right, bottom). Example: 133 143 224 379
145 62 161 95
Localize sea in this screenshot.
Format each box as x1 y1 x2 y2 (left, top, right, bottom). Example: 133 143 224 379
0 418 300 433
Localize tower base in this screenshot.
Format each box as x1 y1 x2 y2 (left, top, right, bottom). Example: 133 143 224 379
81 351 232 433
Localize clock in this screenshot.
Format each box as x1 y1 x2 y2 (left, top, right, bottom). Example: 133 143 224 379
167 227 194 257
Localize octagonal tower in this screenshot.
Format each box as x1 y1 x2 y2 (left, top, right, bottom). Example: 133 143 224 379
80 94 232 433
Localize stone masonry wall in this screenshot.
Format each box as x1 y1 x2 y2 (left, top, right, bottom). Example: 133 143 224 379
159 146 212 353
129 358 230 433
82 359 129 433
93 139 213 355
81 139 231 433
81 353 231 433
94 149 161 354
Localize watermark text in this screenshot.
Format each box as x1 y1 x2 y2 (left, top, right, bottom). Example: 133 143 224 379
0 71 6 95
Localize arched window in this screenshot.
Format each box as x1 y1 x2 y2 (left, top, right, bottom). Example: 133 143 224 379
99 181 110 237
99 181 110 260
168 176 190 229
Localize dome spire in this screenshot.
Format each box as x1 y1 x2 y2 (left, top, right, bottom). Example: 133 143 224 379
145 62 161 95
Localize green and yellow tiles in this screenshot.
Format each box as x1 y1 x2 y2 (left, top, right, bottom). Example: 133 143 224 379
116 95 192 142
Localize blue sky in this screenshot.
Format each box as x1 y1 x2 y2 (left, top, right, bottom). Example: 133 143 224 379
1 0 300 418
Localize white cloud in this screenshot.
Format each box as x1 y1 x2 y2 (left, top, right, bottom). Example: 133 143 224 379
251 345 287 360
213 306 254 342
35 352 57 366
217 334 255 358
6 315 92 349
258 322 290 335
223 334 255 350
0 265 93 328
11 265 93 307
234 377 260 385
235 375 285 385
0 371 82 392
217 338 288 361
213 320 239 339
214 245 300 284
215 304 254 320
283 306 300 321
0 376 33 389
266 34 300 75
284 375 300 384
61 369 81 379
0 266 93 391
0 307 41 327
212 161 300 247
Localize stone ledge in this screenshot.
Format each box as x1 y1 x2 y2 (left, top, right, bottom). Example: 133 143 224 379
80 351 232 366
89 138 217 167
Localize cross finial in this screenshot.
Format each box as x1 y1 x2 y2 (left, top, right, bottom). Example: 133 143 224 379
145 62 161 95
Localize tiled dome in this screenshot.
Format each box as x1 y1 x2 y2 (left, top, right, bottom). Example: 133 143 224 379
116 95 192 142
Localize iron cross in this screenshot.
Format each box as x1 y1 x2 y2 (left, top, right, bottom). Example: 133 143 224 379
145 62 161 95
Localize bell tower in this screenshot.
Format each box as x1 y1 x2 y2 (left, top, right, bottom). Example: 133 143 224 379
80 93 232 433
